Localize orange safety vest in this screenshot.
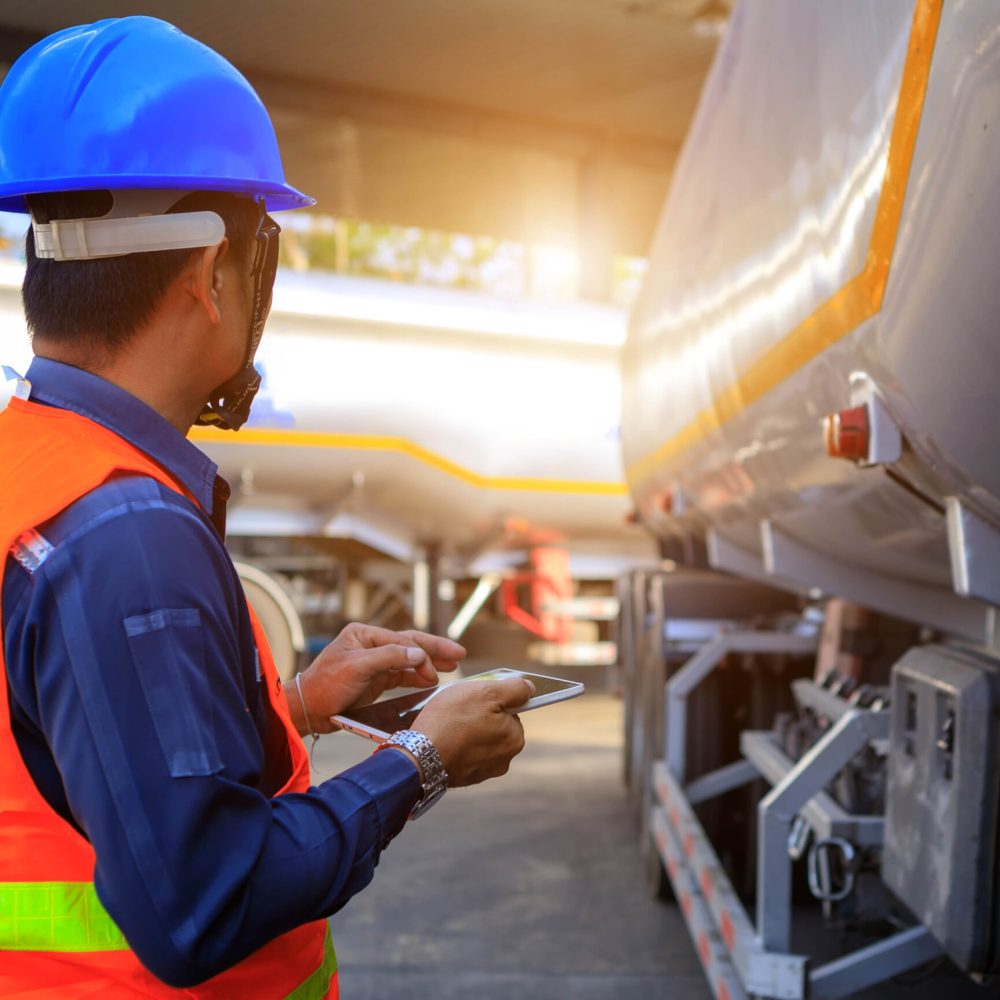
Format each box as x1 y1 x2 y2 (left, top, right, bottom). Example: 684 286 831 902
0 394 338 999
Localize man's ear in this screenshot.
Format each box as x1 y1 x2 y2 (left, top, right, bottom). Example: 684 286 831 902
187 238 230 325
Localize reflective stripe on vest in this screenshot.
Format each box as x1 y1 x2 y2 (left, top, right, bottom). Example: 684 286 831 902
0 879 337 998
0 881 126 951
286 928 337 1000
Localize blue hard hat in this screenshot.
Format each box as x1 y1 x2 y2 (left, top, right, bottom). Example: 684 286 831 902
0 16 314 213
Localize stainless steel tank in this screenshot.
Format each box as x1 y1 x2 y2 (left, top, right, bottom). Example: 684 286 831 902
0 266 653 574
196 271 653 572
621 0 1000 641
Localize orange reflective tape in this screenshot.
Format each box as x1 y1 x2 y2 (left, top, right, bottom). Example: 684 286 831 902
865 0 942 307
720 909 735 951
700 868 714 902
628 0 943 484
699 930 711 966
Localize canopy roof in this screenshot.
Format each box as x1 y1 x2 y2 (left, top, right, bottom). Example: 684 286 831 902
0 0 729 287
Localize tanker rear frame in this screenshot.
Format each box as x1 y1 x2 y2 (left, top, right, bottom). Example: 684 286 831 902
618 568 1000 1000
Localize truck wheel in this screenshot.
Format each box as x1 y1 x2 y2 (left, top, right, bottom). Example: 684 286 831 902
234 561 306 681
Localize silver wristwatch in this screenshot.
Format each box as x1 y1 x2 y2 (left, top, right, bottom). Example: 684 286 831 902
376 729 448 819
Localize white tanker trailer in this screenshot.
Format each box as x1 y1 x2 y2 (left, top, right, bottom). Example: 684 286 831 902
195 269 647 568
620 1 1000 998
0 259 654 674
194 270 655 672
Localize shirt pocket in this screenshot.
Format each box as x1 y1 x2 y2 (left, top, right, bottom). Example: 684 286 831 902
123 608 223 778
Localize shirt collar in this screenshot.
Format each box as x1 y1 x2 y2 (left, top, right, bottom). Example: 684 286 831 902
24 356 220 514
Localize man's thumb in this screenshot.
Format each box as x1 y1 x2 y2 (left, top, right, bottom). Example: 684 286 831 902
495 677 535 710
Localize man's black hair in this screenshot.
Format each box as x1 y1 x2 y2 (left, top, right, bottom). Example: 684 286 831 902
22 190 261 364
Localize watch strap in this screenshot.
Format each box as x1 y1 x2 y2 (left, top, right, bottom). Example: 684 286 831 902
376 729 448 819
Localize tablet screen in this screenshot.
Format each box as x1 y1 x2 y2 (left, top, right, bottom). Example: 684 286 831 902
333 669 582 738
335 688 440 738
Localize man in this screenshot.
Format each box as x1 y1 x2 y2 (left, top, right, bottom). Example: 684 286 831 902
0 16 532 998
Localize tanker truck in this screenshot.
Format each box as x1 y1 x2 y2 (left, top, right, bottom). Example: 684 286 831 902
618 1 1000 997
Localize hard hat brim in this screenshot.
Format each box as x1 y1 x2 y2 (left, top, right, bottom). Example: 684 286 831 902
0 175 315 215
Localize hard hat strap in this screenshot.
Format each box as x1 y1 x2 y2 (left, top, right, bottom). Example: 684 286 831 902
30 189 225 261
196 366 263 432
196 206 280 432
32 211 225 260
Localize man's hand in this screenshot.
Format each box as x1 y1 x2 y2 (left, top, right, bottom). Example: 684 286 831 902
411 676 534 787
284 623 465 735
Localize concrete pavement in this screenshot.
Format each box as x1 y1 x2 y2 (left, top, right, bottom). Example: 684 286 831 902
314 693 711 1000
311 691 985 1000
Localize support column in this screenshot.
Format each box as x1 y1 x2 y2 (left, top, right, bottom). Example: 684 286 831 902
577 151 617 302
412 554 431 631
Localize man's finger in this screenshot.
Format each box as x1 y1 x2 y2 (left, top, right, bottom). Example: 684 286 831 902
349 623 421 651
488 677 535 711
386 666 439 690
347 625 464 670
351 643 430 675
399 630 467 662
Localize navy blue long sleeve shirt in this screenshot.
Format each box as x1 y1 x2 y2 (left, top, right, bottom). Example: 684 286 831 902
2 357 420 986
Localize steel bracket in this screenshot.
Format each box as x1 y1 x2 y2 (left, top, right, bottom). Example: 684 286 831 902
761 520 991 643
653 763 807 999
849 374 902 467
946 496 1000 608
754 709 889 953
665 629 818 783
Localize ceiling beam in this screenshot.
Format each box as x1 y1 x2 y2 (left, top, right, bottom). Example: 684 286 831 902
251 69 679 173
0 23 678 171
0 22 672 259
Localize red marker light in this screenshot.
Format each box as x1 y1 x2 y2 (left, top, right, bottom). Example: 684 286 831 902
824 405 869 461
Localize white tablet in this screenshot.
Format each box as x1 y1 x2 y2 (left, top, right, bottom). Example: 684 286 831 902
331 668 584 742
